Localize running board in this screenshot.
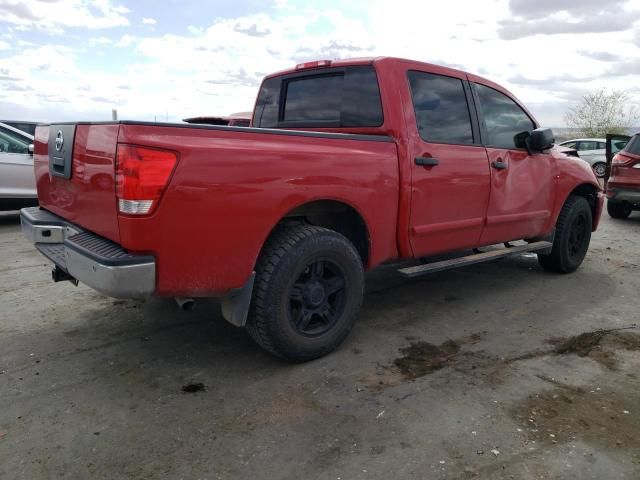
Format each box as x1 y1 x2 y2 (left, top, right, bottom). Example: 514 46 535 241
398 241 553 278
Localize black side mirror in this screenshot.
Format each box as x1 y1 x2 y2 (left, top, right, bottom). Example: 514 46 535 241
528 128 555 152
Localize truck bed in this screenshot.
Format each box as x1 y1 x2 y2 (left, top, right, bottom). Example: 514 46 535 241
33 121 400 296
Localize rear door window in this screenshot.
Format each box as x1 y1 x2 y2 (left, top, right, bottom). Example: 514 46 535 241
577 141 598 151
407 71 474 145
253 66 383 128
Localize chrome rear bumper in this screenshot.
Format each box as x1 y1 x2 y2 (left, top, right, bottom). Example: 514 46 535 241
20 207 155 298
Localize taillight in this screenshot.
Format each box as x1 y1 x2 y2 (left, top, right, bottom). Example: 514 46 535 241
115 144 177 215
612 153 635 166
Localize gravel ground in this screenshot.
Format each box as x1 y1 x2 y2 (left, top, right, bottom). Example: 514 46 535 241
0 207 639 479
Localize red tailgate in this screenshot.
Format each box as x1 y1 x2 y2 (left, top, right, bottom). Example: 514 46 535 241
34 123 121 243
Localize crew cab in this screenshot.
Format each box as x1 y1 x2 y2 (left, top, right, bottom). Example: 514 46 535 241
21 57 603 361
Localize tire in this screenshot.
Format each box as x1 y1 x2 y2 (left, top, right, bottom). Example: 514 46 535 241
592 162 606 178
246 225 364 362
607 199 632 219
538 195 592 274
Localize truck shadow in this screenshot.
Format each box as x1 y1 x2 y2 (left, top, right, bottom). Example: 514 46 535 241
0 211 21 226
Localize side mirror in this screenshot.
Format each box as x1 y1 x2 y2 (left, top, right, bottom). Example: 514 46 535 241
528 128 554 152
28 144 34 155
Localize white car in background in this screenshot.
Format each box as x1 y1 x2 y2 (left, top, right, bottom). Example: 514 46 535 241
558 138 628 178
0 122 37 211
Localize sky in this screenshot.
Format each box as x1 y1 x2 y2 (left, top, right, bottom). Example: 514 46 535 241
0 0 639 126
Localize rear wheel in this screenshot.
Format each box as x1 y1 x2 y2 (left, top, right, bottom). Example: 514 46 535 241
247 225 364 362
538 195 592 273
607 199 633 219
592 162 606 178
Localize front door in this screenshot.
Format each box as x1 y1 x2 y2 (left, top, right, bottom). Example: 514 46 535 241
472 82 555 245
404 69 491 257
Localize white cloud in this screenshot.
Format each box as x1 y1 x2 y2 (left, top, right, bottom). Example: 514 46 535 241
0 40 10 50
142 17 157 25
1 0 639 126
115 34 137 47
0 0 129 32
89 36 112 45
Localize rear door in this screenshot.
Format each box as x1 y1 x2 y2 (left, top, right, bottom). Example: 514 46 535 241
472 82 555 245
404 69 491 257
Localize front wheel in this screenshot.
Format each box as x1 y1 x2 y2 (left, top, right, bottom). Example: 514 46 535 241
607 199 633 219
592 162 606 178
538 195 592 273
247 225 364 362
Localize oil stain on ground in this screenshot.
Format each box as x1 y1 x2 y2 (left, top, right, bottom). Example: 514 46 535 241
393 340 460 380
549 329 640 370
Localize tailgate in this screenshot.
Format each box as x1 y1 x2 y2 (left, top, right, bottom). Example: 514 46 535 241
34 123 121 243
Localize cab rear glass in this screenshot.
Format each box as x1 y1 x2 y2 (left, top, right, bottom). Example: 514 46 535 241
253 66 384 128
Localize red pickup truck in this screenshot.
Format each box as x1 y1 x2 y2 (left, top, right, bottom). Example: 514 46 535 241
21 57 603 361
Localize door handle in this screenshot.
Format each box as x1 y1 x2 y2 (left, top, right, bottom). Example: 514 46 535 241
415 157 439 166
491 159 507 170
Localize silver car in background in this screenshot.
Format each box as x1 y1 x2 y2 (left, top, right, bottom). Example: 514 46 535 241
0 122 37 211
558 138 628 177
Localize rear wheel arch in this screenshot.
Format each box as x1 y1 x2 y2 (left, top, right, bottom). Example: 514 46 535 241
259 199 371 269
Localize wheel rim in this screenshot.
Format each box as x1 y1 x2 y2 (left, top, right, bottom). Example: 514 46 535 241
568 213 589 259
594 164 606 177
288 259 347 337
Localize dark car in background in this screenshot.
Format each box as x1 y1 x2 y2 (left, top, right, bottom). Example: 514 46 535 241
0 120 40 136
606 133 640 218
183 112 251 127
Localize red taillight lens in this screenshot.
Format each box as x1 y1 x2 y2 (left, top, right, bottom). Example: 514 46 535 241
115 144 177 215
612 153 634 166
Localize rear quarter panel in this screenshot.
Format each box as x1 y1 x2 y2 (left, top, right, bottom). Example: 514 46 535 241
116 125 400 296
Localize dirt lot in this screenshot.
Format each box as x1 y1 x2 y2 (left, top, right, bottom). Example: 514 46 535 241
1 208 639 479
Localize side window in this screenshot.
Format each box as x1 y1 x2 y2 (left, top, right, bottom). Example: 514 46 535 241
597 142 606 149
562 141 577 149
407 71 474 145
577 141 597 151
474 83 535 149
0 127 30 154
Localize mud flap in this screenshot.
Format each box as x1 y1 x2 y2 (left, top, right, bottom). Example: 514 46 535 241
220 272 255 328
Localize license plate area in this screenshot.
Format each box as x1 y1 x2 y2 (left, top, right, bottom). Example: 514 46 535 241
48 124 76 179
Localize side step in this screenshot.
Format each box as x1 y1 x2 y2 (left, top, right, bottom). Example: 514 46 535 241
398 241 553 278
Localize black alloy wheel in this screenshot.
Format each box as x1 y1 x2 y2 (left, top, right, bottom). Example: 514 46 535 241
288 259 347 337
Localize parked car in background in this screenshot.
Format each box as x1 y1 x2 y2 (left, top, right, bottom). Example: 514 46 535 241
0 122 37 210
183 112 251 127
558 138 606 177
606 132 640 218
0 120 40 136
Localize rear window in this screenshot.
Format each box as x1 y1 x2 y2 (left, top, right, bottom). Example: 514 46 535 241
623 135 640 155
253 66 383 128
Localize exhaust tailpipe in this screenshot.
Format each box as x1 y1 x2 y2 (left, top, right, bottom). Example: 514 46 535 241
175 297 195 311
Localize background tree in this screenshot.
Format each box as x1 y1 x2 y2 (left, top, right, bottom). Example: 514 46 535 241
564 88 639 137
